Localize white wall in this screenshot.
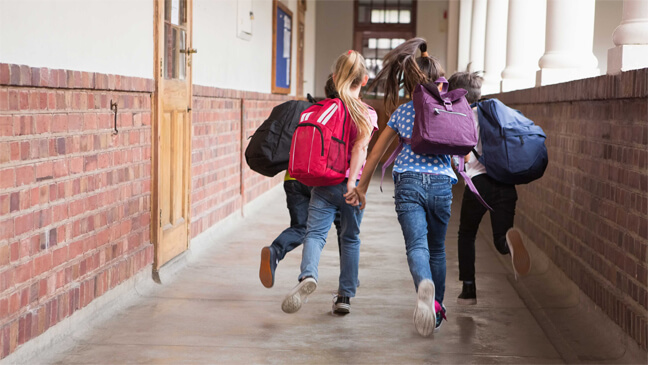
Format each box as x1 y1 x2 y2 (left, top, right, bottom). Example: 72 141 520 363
594 0 622 75
314 0 353 98
193 0 312 95
0 0 153 79
303 0 317 96
417 0 449 72
193 0 273 93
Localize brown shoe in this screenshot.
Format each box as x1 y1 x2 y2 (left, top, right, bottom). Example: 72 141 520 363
506 228 531 279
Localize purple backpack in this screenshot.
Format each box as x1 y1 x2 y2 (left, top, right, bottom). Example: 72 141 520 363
411 78 477 155
381 78 492 210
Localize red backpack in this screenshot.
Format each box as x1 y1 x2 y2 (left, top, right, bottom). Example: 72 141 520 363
288 98 351 186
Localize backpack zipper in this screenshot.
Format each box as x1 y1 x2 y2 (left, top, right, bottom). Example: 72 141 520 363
434 108 466 117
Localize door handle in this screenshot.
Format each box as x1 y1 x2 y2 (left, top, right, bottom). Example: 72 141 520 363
180 48 198 54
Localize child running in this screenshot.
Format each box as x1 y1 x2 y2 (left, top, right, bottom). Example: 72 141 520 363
346 38 453 336
281 51 378 315
448 71 531 305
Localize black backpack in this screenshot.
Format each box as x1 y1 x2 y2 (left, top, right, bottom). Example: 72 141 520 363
245 95 315 177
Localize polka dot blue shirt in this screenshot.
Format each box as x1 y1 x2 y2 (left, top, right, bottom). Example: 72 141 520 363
386 101 458 184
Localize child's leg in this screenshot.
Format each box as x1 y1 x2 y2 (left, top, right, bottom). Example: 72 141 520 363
299 185 338 282
488 181 518 255
424 178 453 305
271 180 312 260
337 184 364 298
457 177 489 282
394 175 432 290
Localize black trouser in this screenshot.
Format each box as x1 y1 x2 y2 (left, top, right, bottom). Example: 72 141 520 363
457 174 517 282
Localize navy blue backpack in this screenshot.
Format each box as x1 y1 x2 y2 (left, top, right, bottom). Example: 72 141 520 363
474 99 548 185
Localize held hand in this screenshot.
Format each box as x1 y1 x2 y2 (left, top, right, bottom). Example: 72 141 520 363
344 188 359 206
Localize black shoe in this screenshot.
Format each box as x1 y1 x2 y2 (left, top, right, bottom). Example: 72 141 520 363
259 246 277 288
332 295 351 314
457 282 477 305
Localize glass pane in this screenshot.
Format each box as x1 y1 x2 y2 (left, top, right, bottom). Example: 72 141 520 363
399 10 411 23
179 0 186 25
377 38 390 49
386 10 399 23
170 0 181 25
179 30 186 79
368 38 377 49
391 38 405 48
164 24 176 79
371 9 384 23
358 5 367 23
165 0 171 21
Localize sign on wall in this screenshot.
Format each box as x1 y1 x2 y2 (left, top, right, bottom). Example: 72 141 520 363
272 0 292 94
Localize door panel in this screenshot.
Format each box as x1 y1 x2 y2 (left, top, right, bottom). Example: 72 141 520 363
154 0 193 270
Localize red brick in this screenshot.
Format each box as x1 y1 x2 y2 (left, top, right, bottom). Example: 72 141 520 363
15 115 33 136
0 168 14 189
14 262 32 285
15 166 34 186
14 212 33 236
0 90 8 111
34 253 52 276
34 114 51 134
0 64 9 84
0 115 11 136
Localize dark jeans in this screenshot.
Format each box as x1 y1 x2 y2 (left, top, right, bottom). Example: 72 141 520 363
457 174 517 282
270 180 341 261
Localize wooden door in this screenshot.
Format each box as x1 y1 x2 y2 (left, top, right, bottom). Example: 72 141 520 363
296 0 306 98
153 0 194 270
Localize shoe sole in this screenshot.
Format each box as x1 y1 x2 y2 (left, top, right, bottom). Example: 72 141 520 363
457 297 477 305
282 278 317 314
413 280 436 337
333 303 350 314
259 247 274 288
506 228 531 277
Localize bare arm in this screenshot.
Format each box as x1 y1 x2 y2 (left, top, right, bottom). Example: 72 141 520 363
346 134 371 193
344 126 398 209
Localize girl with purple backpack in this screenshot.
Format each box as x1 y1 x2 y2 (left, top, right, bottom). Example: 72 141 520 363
345 38 452 336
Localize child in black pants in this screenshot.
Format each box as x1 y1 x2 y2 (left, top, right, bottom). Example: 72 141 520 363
448 72 531 305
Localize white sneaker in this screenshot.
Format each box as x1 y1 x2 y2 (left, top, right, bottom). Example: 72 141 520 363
413 279 436 337
506 228 531 279
282 277 317 314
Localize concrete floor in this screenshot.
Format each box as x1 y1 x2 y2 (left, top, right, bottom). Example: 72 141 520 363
16 175 648 364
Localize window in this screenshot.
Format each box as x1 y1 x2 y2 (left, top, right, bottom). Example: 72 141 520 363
354 0 417 94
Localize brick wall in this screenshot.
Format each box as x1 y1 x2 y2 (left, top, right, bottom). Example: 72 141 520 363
494 69 648 350
190 86 292 239
0 63 154 358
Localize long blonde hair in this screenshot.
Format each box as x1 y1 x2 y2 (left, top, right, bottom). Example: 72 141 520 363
332 51 372 141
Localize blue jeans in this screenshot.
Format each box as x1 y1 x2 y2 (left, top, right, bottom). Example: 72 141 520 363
393 172 452 304
271 180 342 261
299 181 364 297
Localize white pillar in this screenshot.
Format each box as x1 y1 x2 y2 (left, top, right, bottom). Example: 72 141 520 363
447 0 460 75
607 0 648 74
457 0 473 72
468 0 487 72
481 0 508 95
536 0 599 86
500 0 546 92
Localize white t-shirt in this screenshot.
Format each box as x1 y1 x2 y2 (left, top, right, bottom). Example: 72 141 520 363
465 108 487 179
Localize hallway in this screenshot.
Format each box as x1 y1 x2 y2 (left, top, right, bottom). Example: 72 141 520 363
19 174 645 364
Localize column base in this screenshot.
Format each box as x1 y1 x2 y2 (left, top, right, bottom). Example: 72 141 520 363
607 45 648 75
500 78 536 93
481 81 501 96
536 68 600 86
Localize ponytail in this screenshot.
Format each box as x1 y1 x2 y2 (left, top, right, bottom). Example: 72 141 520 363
332 51 372 142
370 37 445 115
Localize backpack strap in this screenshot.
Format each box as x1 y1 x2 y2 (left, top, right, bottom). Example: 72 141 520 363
456 156 493 211
471 147 481 160
434 77 449 93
